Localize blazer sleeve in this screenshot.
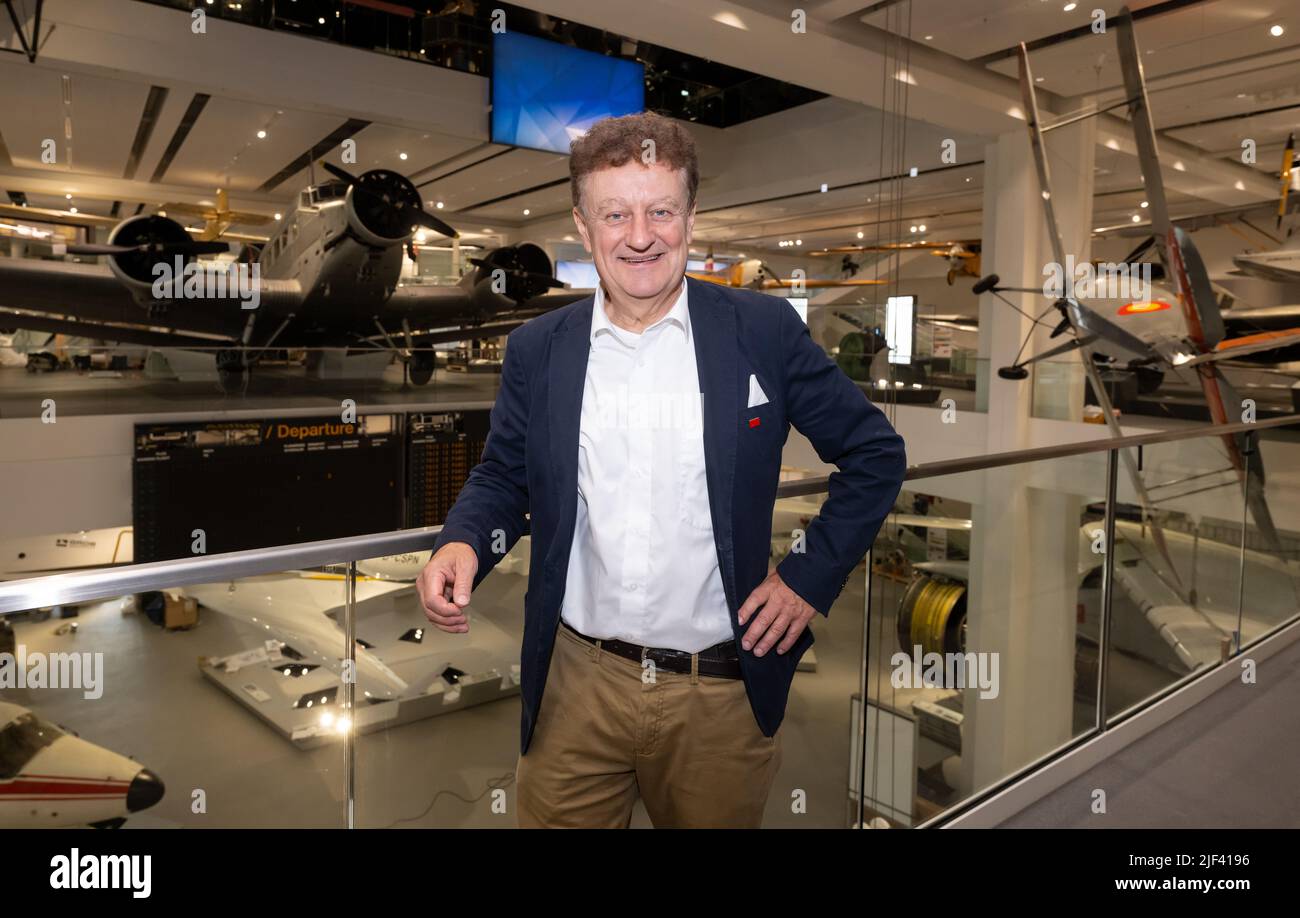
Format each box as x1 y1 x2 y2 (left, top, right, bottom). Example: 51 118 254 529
773 303 907 616
432 328 531 589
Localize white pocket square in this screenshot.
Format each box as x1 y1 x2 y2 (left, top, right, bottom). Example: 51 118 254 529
747 373 770 408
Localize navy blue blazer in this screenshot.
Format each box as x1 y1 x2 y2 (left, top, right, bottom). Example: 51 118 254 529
434 276 907 754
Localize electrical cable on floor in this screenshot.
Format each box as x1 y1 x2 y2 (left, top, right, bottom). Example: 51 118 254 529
384 770 516 827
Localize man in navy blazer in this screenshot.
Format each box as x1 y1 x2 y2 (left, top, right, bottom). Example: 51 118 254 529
418 112 906 828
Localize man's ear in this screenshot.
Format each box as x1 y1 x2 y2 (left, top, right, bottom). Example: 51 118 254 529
572 206 593 253
685 203 696 244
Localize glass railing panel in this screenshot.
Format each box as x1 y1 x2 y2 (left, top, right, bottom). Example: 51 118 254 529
352 541 525 829
854 450 1110 825
1236 426 1300 652
765 488 864 828
1106 436 1248 717
0 566 346 828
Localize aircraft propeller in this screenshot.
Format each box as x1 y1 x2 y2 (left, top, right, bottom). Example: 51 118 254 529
322 161 459 240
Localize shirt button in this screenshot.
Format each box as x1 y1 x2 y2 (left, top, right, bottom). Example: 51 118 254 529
629 583 639 592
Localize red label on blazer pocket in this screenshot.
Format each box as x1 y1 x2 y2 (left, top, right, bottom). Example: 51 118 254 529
749 417 761 428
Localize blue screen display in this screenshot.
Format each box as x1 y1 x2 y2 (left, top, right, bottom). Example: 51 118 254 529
491 31 645 154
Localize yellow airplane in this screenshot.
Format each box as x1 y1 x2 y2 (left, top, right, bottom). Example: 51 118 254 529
161 188 274 240
810 240 981 285
687 256 889 290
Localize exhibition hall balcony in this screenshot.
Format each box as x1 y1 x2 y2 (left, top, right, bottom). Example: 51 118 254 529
2 415 1297 828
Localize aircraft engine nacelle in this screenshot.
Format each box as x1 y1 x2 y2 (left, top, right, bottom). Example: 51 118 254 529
467 243 556 316
105 214 195 293
897 574 968 657
344 169 425 247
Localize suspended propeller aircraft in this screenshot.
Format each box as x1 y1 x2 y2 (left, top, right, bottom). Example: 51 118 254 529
686 256 889 290
1231 133 1300 284
810 240 982 285
0 161 588 390
979 7 1298 561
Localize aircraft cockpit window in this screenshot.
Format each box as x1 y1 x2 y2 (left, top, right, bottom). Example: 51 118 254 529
0 711 64 779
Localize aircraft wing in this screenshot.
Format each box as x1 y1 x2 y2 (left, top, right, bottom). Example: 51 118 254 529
759 278 889 289
0 257 304 339
184 575 413 702
1181 327 1300 368
377 284 591 331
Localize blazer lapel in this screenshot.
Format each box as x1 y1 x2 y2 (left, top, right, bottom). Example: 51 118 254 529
686 277 739 602
547 295 594 564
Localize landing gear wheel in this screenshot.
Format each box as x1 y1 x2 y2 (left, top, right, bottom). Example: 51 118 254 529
216 349 249 395
408 352 434 386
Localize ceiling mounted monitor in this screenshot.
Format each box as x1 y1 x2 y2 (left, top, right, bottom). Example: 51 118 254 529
491 31 645 154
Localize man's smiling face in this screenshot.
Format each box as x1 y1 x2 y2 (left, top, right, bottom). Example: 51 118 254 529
573 160 695 310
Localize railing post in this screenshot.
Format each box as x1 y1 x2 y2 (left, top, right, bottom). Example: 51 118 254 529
854 547 873 829
1095 448 1119 732
344 560 357 829
1234 430 1256 655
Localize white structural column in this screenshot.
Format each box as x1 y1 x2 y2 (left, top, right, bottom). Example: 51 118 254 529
961 117 1096 796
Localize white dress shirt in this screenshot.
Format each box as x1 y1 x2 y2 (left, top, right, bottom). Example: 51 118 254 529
559 277 733 653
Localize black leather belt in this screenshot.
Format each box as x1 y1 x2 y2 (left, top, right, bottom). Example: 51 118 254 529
561 621 743 679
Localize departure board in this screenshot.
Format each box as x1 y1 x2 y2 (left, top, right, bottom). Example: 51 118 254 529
406 410 491 528
133 415 402 562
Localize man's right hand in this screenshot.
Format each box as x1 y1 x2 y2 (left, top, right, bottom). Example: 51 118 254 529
416 542 479 633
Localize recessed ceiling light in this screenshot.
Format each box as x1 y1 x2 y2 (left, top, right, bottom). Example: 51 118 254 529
1035 76 1045 83
435 201 444 209
1140 201 1148 208
1270 24 1284 37
857 231 865 239
318 16 325 24
68 207 77 214
910 225 918 232
523 208 530 215
1132 214 1141 223
795 239 802 245
918 224 927 232
257 130 267 139
274 212 282 220
482 228 493 233
399 152 408 161
820 183 828 192
65 193 72 199
1063 2 1077 11
924 35 933 40
909 166 918 177
681 89 689 97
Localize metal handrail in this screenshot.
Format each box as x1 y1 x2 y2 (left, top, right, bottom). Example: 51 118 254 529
2 414 1297 614
777 412 1300 496
0 526 444 615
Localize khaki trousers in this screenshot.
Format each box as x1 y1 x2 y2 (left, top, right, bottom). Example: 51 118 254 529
516 623 782 828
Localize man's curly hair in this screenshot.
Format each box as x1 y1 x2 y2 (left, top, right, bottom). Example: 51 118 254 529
569 111 699 212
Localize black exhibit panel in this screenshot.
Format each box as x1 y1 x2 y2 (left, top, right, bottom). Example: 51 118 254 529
132 415 402 562
405 410 491 528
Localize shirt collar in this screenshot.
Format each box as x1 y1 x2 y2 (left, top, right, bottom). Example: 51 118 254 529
591 277 690 347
